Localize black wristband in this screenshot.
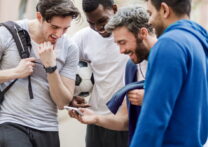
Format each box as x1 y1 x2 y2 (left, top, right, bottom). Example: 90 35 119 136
44 65 57 73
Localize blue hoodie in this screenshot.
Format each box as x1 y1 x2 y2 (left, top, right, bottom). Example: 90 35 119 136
130 20 208 147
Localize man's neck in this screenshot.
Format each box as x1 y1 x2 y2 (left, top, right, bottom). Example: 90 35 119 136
166 14 189 28
28 19 45 44
145 34 157 51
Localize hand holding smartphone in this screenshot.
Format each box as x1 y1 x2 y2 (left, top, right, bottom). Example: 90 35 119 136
64 106 83 116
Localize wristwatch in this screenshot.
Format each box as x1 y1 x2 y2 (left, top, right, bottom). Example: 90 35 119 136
44 65 57 73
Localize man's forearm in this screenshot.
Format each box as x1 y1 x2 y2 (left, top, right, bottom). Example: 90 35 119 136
47 70 74 109
95 97 129 131
95 113 128 131
0 68 19 83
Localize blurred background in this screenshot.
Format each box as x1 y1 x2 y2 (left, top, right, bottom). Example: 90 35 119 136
0 0 207 147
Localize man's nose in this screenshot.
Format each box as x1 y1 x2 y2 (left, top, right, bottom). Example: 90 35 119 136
55 29 64 38
120 47 126 54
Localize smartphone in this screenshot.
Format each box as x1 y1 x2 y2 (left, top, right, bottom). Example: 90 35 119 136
64 106 83 116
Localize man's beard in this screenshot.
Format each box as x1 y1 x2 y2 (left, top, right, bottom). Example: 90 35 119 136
134 38 149 64
153 19 166 37
155 25 165 37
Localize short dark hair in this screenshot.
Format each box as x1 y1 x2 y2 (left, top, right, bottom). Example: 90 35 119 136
82 0 114 12
146 0 191 16
36 0 80 22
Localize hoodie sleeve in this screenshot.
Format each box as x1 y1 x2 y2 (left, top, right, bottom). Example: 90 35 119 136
130 38 188 147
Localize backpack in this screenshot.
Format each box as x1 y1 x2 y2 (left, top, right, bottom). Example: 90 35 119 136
0 21 34 105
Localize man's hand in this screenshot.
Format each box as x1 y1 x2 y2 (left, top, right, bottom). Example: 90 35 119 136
127 89 144 106
70 96 91 108
68 108 98 125
38 42 56 67
15 57 36 79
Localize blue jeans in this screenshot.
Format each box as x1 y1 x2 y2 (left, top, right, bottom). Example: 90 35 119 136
0 123 59 147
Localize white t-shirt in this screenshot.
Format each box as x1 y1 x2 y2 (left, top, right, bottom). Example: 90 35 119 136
72 27 129 115
137 60 147 81
0 19 79 131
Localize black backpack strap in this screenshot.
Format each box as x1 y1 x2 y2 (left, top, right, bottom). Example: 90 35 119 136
1 21 31 58
0 21 34 105
28 76 33 99
0 79 17 104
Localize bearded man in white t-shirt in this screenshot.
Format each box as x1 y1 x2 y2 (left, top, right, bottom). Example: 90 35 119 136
69 4 158 147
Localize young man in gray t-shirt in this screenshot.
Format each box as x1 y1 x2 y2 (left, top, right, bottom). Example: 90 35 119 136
0 0 79 147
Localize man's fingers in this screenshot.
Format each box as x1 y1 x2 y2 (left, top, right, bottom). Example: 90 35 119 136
68 110 79 118
129 98 137 103
78 104 91 108
131 102 139 106
25 57 36 62
71 102 87 107
76 99 85 104
127 93 137 98
68 110 74 117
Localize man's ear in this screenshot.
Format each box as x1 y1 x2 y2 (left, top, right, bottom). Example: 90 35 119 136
36 12 43 23
112 4 118 14
160 2 170 19
138 27 148 40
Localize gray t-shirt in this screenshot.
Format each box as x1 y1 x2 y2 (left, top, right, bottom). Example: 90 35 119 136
0 19 79 131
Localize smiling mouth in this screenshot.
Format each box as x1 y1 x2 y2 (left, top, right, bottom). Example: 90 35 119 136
50 34 57 40
127 51 136 60
98 29 107 34
125 50 133 56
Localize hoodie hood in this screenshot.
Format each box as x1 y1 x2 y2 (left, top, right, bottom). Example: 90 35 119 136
164 19 208 57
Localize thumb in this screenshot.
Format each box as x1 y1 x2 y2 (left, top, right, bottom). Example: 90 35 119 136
78 108 85 112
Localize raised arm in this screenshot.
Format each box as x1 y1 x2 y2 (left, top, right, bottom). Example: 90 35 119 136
38 42 77 109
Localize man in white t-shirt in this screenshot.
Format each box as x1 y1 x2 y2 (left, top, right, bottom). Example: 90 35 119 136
70 0 129 147
0 0 79 147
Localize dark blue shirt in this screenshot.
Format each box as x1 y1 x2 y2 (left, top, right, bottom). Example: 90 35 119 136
125 59 141 144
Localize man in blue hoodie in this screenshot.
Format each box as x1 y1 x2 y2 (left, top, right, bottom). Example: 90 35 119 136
130 0 208 147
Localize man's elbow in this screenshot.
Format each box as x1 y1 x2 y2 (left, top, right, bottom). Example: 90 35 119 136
56 96 73 110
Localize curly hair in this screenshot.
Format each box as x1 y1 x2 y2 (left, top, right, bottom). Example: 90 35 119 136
105 6 153 36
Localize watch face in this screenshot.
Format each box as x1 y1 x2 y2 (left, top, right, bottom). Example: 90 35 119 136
47 68 53 73
45 66 57 73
